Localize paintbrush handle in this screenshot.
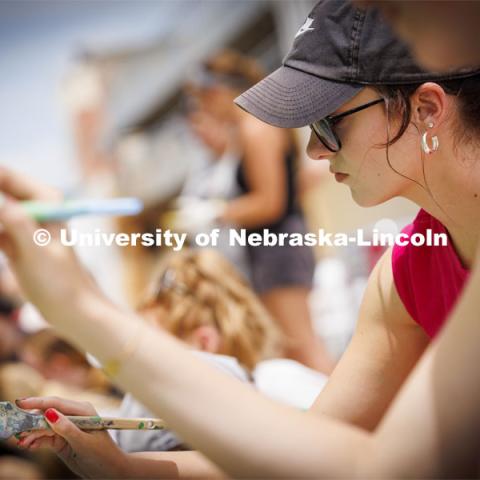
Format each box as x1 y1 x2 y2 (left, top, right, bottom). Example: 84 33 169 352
21 198 144 222
66 416 166 431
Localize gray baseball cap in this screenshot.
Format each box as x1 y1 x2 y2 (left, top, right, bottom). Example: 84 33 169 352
235 0 480 128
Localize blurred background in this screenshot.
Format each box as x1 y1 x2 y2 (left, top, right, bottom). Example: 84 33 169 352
0 1 418 478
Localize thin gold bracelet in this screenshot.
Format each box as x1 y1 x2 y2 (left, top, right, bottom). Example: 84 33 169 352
102 321 144 378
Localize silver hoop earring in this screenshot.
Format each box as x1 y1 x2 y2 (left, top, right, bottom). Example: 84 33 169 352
421 132 439 154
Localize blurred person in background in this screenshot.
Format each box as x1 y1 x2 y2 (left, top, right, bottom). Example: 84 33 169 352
0 313 23 364
0 258 24 363
113 248 280 453
0 328 120 412
114 248 327 454
20 329 113 394
0 255 118 409
0 328 119 479
0 268 77 480
0 260 45 480
355 1 480 71
171 106 252 282
178 50 335 374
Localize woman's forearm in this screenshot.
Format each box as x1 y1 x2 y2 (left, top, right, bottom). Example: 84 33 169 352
123 330 369 478
50 288 370 478
221 192 285 229
126 451 226 479
45 253 480 478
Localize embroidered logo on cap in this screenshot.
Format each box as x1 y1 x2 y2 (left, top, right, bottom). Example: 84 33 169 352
295 17 314 38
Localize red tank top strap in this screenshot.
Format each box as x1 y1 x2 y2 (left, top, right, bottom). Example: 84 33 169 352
391 209 469 338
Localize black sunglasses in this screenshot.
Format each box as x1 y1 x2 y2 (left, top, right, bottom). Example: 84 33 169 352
310 98 384 152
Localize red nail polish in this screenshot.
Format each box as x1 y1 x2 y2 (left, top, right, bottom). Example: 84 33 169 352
45 408 59 423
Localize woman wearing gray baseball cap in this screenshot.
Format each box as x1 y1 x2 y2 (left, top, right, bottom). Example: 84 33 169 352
3 1 480 478
236 0 480 431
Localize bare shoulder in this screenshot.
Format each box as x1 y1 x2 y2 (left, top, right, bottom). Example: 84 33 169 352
357 246 418 331
237 112 287 150
309 247 429 430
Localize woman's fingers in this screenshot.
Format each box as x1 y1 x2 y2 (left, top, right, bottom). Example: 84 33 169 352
42 408 92 452
16 397 97 416
32 435 66 452
0 196 38 254
18 430 54 449
17 429 71 457
0 169 65 263
0 231 14 258
26 435 65 454
0 167 62 201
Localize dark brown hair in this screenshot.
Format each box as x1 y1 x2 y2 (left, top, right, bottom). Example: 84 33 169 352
375 75 480 146
23 329 89 367
203 49 266 90
372 75 480 206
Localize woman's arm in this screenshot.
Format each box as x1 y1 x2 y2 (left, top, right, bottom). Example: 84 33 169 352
220 116 289 228
128 452 225 479
74 251 480 478
310 248 430 430
367 260 480 477
1 169 479 477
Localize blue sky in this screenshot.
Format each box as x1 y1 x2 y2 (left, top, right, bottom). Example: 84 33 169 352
0 0 188 190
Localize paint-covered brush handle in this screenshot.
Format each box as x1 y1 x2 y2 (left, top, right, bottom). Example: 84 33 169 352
66 416 166 431
0 402 166 438
30 416 165 432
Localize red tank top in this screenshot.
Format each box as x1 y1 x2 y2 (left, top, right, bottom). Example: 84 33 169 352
392 209 470 338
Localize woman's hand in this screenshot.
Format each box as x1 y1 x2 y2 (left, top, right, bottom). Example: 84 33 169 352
16 397 130 479
0 168 103 331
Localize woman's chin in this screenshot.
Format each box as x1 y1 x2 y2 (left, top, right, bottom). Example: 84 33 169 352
350 189 384 208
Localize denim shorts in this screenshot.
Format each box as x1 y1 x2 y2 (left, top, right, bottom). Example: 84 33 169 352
246 214 315 294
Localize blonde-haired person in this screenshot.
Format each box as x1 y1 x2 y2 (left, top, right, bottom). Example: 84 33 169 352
140 249 278 371
183 49 335 373
113 248 281 453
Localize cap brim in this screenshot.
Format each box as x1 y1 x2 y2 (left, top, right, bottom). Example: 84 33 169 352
234 65 363 128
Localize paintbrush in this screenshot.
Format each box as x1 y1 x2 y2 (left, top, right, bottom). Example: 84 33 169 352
0 401 165 440
20 197 144 222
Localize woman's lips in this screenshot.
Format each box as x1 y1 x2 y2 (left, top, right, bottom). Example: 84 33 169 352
334 172 349 183
329 165 349 182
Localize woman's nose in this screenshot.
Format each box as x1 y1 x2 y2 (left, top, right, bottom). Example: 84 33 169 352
306 130 336 161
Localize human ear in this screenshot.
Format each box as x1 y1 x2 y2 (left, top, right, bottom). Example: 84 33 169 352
410 82 448 130
190 325 222 353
